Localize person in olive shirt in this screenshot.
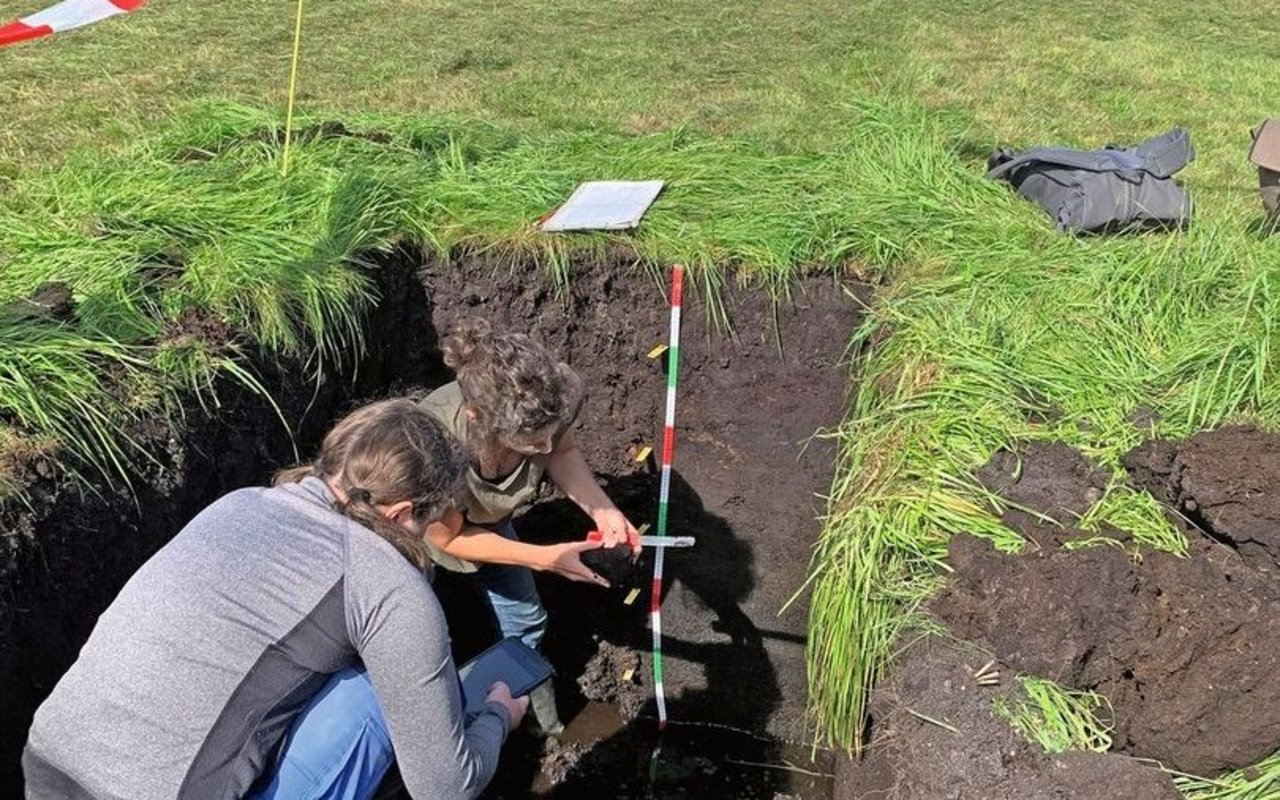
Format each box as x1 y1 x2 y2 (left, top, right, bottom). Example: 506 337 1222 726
418 318 641 734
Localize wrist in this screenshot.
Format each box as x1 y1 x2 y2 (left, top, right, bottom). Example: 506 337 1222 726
484 698 514 731
529 545 554 572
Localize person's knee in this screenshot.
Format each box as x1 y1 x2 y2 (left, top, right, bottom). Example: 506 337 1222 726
323 667 381 710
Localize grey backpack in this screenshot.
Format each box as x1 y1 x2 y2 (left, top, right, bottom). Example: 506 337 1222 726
987 128 1195 234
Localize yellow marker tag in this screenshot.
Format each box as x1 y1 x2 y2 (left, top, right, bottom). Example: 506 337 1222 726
623 588 641 606
634 445 653 463
622 668 636 682
647 344 668 359
637 523 651 536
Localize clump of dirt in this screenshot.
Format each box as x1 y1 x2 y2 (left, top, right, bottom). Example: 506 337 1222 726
2 281 75 323
577 639 643 719
977 441 1109 545
580 543 640 588
1126 425 1280 572
162 306 234 348
936 441 1280 776
836 635 1181 800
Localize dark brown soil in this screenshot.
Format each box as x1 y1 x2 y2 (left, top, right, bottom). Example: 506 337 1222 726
976 441 1108 546
2 281 76 322
935 440 1280 776
419 250 865 797
835 634 1181 800
1126 425 1280 573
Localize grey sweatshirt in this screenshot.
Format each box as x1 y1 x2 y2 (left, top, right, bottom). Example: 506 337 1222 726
23 477 509 800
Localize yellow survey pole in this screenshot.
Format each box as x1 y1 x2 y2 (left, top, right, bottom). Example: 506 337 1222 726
280 0 306 177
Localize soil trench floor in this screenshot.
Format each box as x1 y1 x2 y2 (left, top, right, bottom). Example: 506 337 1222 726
419 255 865 799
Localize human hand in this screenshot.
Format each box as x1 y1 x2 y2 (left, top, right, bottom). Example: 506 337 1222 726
537 540 610 587
485 681 529 732
590 507 642 555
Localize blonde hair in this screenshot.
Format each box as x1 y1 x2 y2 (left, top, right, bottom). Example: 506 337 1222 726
441 318 584 450
275 398 465 568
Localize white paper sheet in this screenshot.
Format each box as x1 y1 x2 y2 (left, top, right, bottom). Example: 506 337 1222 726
540 180 665 232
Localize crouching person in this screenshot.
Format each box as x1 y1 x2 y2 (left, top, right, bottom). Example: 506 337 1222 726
24 399 526 800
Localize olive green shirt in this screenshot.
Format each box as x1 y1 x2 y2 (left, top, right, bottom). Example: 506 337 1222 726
418 382 579 572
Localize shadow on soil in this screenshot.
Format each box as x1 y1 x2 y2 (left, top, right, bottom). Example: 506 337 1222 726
414 249 862 797
468 469 820 799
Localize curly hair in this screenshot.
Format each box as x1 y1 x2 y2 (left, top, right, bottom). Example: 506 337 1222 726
441 318 584 448
275 398 466 569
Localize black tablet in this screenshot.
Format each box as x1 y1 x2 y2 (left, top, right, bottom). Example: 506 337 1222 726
458 637 555 714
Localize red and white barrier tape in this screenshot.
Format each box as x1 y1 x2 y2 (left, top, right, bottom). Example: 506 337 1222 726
1 0 145 48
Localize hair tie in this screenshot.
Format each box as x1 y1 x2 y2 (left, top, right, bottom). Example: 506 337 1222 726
347 487 373 504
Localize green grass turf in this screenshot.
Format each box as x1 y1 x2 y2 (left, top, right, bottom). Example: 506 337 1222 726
994 676 1113 755
0 99 904 493
1174 751 1280 800
2 1 1279 788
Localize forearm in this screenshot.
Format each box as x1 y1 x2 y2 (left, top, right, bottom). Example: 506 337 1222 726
371 651 507 799
435 527 548 570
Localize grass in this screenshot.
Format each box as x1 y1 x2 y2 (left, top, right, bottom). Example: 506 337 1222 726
1174 752 1280 800
2 0 1276 217
994 676 1113 754
805 111 1280 752
0 98 934 492
3 1 1279 789
1076 483 1189 554
997 677 1280 799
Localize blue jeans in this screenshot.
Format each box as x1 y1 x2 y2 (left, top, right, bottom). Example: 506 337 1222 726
475 523 548 651
251 527 546 799
250 667 393 800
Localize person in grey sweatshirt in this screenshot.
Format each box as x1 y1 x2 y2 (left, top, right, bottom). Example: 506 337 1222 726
23 398 530 800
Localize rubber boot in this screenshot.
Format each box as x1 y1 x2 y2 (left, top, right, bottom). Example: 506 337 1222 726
529 681 564 736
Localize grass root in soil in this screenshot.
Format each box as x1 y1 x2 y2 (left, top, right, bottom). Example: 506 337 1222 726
834 634 1181 800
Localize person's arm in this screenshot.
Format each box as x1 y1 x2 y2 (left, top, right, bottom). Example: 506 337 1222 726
538 430 640 553
425 509 610 586
344 539 521 799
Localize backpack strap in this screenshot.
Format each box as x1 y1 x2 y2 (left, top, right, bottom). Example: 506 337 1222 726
986 147 1145 181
